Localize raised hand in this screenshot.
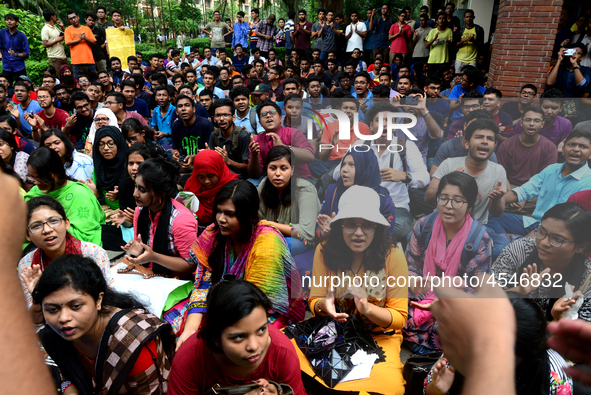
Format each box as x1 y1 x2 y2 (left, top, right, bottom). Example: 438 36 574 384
518 263 551 295
487 180 506 200
316 212 336 238
65 113 78 127
20 264 42 294
249 135 260 156
551 285 582 321
214 145 229 163
267 132 283 147
105 186 119 202
348 285 370 315
110 209 127 228
125 234 156 265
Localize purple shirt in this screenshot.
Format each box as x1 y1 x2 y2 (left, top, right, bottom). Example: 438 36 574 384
514 115 572 145
253 126 314 179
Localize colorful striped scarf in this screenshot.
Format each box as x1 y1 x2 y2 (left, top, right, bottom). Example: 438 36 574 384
191 220 305 326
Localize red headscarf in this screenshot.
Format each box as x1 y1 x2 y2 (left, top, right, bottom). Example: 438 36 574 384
184 150 238 224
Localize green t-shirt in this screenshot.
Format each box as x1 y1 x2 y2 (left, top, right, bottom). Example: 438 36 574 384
426 28 453 64
457 26 478 63
25 181 106 247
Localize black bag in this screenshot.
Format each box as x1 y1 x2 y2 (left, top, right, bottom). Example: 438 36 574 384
403 352 443 395
285 314 383 388
200 381 294 395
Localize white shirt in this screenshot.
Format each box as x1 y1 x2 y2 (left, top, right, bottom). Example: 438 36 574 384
332 138 430 211
345 22 367 52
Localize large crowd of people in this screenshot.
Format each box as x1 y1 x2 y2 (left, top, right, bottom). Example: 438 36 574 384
2 2 591 395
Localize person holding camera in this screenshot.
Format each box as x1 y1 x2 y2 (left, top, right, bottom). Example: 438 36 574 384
547 44 591 98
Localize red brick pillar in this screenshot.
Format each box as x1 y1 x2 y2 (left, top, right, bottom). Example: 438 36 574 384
487 0 563 98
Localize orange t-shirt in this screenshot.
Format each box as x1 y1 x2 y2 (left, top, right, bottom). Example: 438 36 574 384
321 119 372 161
65 26 96 65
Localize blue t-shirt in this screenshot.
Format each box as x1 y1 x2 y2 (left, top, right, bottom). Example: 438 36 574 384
447 85 487 121
17 100 42 136
232 55 249 74
126 98 150 118
427 98 451 121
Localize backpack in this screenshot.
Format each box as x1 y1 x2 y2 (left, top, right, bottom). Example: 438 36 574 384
249 108 258 134
358 136 408 172
213 126 242 161
418 211 486 266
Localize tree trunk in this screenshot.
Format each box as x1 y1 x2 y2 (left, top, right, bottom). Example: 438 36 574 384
159 0 166 38
320 0 343 14
167 0 174 38
150 0 157 43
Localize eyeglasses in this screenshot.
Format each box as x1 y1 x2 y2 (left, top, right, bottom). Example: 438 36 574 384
28 218 64 234
462 104 481 111
342 221 377 234
75 103 90 110
260 110 278 118
26 173 44 183
104 101 118 106
523 118 543 124
98 141 116 148
520 91 535 97
437 195 467 209
534 228 575 248
95 117 110 122
213 113 233 119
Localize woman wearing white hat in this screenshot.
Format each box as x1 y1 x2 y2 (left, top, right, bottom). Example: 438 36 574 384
296 185 409 395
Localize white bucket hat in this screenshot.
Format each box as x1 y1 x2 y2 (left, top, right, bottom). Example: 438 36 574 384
330 185 390 227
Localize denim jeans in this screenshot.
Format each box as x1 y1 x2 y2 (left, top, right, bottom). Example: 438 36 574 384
286 237 314 256
71 64 95 79
392 207 414 246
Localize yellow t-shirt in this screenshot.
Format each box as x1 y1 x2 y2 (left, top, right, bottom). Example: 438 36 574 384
426 28 453 64
456 26 478 63
41 23 66 59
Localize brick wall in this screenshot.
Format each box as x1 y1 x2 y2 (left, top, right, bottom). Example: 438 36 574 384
487 0 562 97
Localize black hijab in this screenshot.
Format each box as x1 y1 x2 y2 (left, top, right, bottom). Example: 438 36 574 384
92 126 128 195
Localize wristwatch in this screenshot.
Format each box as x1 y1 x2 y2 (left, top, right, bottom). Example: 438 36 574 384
403 172 413 184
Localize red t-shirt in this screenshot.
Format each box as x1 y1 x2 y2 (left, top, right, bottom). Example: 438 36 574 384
168 325 305 395
36 108 70 130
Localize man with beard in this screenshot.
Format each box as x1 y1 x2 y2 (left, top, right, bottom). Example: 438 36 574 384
395 75 412 96
197 70 225 99
293 10 313 60
207 98 251 178
489 129 591 255
306 75 329 111
500 84 537 126
446 91 483 139
496 106 557 215
25 87 69 141
427 118 507 257
513 89 572 146
64 10 96 79
84 12 107 72
247 100 314 179
54 84 74 114
63 91 95 148
352 72 373 118
282 93 319 153
171 94 214 174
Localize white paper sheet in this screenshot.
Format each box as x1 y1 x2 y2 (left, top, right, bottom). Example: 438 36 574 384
111 262 191 317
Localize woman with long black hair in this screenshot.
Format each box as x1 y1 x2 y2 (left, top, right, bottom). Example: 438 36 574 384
25 147 105 247
33 254 175 395
40 128 94 182
0 128 28 182
258 146 320 256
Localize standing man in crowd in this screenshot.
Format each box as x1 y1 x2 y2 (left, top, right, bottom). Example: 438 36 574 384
249 9 261 54
412 13 433 65
284 11 295 59
255 14 279 59
232 12 249 55
95 6 113 30
65 10 96 78
41 9 67 73
0 14 29 85
311 9 326 56
345 12 367 60
455 9 484 73
203 11 232 56
369 4 393 65
318 10 341 62
84 12 107 72
293 10 312 60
